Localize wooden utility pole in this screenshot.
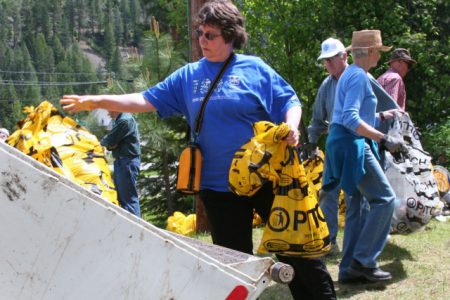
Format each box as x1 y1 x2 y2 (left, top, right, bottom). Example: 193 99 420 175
189 0 209 233
189 0 207 61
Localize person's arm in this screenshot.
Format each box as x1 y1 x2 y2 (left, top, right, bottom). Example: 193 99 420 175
60 93 156 114
285 105 302 145
355 121 384 142
308 84 329 144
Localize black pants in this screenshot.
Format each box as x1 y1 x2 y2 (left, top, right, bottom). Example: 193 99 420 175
200 184 336 300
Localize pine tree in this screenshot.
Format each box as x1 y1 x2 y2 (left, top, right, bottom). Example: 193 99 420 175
103 19 116 64
31 0 52 40
121 0 131 45
20 0 34 47
0 2 8 42
51 36 66 65
0 74 20 131
81 56 99 94
109 47 123 77
130 0 142 47
113 6 123 46
63 0 76 44
52 0 63 38
59 18 72 48
56 60 74 96
11 2 22 48
75 0 86 41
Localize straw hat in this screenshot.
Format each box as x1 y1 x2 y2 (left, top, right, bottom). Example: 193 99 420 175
346 29 392 52
387 48 417 65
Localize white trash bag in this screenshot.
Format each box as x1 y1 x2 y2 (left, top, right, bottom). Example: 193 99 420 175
384 114 442 233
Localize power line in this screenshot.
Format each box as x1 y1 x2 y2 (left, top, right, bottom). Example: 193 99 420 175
0 70 133 83
0 80 108 86
0 100 40 103
0 69 110 76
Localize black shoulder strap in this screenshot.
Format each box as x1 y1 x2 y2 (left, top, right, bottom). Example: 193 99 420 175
193 52 234 140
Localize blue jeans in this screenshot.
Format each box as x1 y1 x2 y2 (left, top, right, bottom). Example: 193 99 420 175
320 184 370 246
114 156 141 217
338 143 395 280
319 185 340 245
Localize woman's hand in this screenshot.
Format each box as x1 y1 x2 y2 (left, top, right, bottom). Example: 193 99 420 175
379 109 406 121
285 126 300 146
60 95 98 113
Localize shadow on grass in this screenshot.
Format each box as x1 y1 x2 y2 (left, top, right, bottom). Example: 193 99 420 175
335 243 413 299
381 241 414 261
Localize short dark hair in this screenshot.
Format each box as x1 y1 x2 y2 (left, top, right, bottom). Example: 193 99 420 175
197 0 248 49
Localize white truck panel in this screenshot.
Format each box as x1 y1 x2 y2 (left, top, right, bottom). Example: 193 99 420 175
0 142 280 300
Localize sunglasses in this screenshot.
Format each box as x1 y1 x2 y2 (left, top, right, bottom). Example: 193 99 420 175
195 29 221 41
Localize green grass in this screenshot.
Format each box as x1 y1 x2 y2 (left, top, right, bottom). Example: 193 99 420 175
195 218 450 299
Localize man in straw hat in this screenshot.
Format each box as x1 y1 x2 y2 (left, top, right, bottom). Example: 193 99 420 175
306 37 400 259
321 30 407 283
377 48 417 110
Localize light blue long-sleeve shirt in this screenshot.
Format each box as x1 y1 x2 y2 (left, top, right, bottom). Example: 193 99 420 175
308 70 397 143
331 64 378 133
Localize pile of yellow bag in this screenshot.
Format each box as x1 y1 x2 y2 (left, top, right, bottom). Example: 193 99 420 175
7 101 118 205
167 211 196 236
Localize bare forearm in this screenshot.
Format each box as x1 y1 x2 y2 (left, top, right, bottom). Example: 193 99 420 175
355 121 384 142
285 106 302 129
60 93 156 113
285 105 302 145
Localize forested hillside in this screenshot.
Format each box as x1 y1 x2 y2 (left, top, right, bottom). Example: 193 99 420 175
0 0 150 130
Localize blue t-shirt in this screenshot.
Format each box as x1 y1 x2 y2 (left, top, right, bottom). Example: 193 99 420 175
142 54 301 191
331 64 377 133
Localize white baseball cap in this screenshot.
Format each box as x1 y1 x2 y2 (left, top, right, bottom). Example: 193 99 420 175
317 38 346 61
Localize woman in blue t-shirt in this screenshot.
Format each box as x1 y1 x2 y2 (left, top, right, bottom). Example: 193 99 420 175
61 1 336 298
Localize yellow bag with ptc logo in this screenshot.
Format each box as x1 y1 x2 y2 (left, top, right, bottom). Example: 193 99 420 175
257 146 331 258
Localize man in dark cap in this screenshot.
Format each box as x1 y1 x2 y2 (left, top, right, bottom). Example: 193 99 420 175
377 48 417 110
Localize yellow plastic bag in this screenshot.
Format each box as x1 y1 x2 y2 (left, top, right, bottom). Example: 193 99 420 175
302 151 324 196
257 147 331 258
167 211 197 236
229 121 290 196
7 101 118 205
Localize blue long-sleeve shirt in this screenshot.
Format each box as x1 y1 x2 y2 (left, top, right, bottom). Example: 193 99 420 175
101 113 141 159
307 75 337 144
331 64 378 132
308 70 398 143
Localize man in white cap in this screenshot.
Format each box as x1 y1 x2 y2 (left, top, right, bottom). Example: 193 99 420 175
322 29 407 284
377 48 417 110
306 37 349 255
0 128 10 142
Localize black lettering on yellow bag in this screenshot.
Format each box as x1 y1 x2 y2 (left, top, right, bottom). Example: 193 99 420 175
176 53 234 194
257 147 331 258
176 143 202 194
